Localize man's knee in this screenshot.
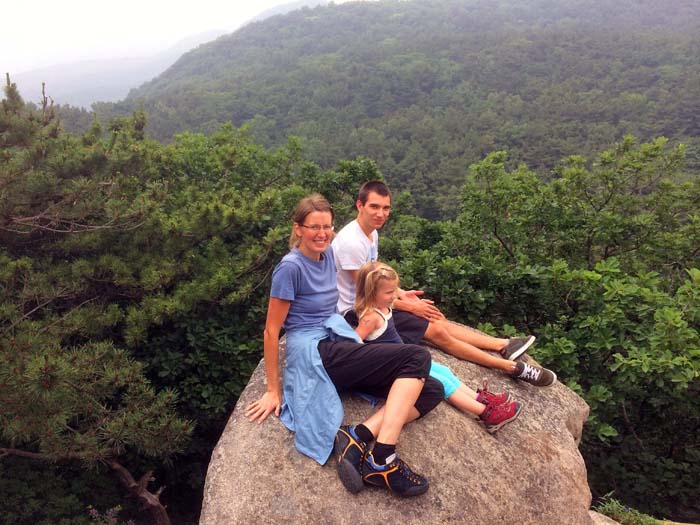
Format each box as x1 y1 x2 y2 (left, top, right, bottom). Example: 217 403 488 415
425 321 450 347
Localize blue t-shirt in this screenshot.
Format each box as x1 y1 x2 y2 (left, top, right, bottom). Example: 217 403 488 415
270 246 339 331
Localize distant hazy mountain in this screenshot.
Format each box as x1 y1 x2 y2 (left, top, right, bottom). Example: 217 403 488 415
249 0 330 22
9 0 334 109
11 30 227 108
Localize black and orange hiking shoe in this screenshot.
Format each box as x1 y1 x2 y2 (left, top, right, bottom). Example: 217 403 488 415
362 451 429 497
334 425 366 493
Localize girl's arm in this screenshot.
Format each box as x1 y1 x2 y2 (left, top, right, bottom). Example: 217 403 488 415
354 310 382 341
245 297 290 424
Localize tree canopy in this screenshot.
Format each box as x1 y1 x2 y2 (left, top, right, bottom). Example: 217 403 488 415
3 1 700 520
72 0 700 217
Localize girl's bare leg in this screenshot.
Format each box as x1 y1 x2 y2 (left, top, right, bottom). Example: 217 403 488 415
446 384 485 416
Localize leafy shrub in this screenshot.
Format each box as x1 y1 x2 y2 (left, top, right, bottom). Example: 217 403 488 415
384 138 700 520
594 494 661 525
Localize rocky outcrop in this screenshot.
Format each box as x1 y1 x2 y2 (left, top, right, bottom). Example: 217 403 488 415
201 340 592 525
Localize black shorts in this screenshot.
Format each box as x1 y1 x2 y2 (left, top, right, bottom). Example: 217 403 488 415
343 309 429 346
392 310 429 345
317 339 444 417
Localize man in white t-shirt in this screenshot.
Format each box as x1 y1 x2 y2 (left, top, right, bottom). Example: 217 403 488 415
332 180 556 387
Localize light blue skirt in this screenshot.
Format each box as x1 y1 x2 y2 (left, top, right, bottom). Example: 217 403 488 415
429 361 461 398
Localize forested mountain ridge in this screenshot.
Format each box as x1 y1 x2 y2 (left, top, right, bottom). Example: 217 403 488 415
89 0 700 217
4 21 700 521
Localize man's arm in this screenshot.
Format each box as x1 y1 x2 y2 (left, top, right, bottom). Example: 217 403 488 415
347 268 445 322
393 293 445 321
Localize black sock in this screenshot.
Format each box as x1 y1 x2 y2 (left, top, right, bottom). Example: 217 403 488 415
354 424 375 445
371 442 396 465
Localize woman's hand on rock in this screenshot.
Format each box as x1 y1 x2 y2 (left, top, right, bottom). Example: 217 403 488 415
245 390 281 424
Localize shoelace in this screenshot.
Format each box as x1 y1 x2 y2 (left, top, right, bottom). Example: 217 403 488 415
394 458 422 484
483 402 518 427
478 379 509 405
521 363 541 380
477 380 491 403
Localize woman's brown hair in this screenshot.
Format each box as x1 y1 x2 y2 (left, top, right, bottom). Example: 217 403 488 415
288 193 335 248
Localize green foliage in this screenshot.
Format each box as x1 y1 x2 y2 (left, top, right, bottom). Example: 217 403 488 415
87 506 135 525
1 79 378 522
1 76 195 522
0 458 128 525
532 262 700 514
1 77 192 459
0 339 191 460
0 459 88 525
383 138 700 520
6 49 700 520
456 137 695 278
594 494 661 525
82 0 700 217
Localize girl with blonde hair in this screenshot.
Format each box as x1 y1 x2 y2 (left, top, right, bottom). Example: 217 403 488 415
354 261 523 433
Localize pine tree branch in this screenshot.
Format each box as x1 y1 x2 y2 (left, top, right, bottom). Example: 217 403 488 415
107 459 171 525
2 295 60 333
38 296 98 334
0 447 84 461
3 213 145 234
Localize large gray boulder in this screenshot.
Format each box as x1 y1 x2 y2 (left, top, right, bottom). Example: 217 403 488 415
200 341 592 525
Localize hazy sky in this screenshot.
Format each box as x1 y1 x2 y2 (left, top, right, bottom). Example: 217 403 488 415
2 0 296 75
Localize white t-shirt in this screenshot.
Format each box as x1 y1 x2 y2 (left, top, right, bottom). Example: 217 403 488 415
331 219 378 314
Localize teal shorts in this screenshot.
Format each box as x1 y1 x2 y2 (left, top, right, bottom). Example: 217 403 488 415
429 361 461 398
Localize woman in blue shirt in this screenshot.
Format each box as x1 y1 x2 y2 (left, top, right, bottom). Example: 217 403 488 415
245 194 443 497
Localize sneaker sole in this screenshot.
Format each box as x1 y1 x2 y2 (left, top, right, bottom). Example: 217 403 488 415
337 457 365 493
398 483 430 497
484 404 522 434
333 437 365 494
507 335 536 361
364 478 430 497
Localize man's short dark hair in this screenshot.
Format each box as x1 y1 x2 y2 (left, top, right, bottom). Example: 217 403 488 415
358 180 390 206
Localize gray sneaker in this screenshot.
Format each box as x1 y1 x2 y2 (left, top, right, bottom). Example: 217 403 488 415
501 335 536 361
511 361 556 387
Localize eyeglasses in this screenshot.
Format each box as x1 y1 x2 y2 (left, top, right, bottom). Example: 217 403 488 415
300 224 335 232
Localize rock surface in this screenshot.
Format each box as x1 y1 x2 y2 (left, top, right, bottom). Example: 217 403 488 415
590 511 621 524
201 340 592 525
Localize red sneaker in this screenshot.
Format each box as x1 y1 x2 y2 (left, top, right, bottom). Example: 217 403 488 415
476 381 512 406
479 401 522 433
